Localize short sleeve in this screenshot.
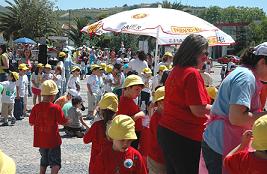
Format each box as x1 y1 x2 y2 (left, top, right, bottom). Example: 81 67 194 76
184 71 209 105
229 74 255 109
55 106 68 125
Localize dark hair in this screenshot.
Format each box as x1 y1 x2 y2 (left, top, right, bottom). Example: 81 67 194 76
173 34 208 67
102 109 116 131
113 63 122 70
10 73 16 82
138 51 146 61
160 70 170 85
71 96 82 106
127 70 138 76
0 44 7 53
240 48 267 68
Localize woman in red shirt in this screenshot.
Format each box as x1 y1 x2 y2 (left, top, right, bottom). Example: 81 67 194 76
158 34 211 174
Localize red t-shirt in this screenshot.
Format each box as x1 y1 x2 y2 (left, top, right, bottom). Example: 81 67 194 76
160 66 210 141
29 102 68 148
92 146 148 174
118 96 143 131
83 120 112 173
224 151 267 174
148 111 165 164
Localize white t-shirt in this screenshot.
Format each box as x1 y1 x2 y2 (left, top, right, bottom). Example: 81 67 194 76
57 61 65 81
0 81 16 103
141 75 152 93
31 73 43 89
151 74 162 92
16 75 28 97
42 73 53 81
103 73 114 92
128 58 148 75
87 74 101 94
67 76 80 91
54 74 62 89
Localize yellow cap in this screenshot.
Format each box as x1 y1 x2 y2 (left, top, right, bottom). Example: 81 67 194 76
37 63 44 68
44 64 52 69
164 52 173 57
206 86 218 100
251 115 267 150
59 51 66 58
41 80 59 96
123 75 144 88
10 72 19 81
159 65 168 72
106 65 113 73
18 63 28 70
100 63 107 70
99 92 118 112
91 64 101 71
153 86 165 103
108 115 137 140
0 150 16 174
143 67 152 74
71 66 81 72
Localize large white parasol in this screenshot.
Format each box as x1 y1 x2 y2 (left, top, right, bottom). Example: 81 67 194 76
82 7 235 73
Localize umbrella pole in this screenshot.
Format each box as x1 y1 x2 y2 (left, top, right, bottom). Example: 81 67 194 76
154 27 160 75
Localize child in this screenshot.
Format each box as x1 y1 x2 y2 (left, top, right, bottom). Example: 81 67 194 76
14 63 28 120
0 149 16 174
0 72 19 126
31 63 43 105
53 66 63 100
42 64 53 81
103 64 114 93
224 115 267 174
151 65 167 92
67 66 81 92
224 115 267 173
147 86 166 174
86 64 102 119
83 92 118 173
54 89 79 108
29 80 69 174
64 96 89 138
117 74 145 150
140 67 153 108
92 115 148 174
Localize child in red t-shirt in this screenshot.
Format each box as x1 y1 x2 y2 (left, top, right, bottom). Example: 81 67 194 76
117 75 145 150
224 115 267 174
29 80 69 174
92 115 147 174
147 86 166 174
83 92 118 173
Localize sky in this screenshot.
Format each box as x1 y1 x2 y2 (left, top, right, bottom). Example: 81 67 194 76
0 0 266 13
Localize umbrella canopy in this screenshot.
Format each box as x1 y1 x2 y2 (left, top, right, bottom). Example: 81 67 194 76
81 8 235 46
14 37 37 44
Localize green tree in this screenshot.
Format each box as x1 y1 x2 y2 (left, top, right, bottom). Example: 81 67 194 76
68 17 90 47
248 17 267 45
0 0 57 41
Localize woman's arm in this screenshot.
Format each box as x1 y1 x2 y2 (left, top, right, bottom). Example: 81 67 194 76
0 55 9 69
189 104 212 117
229 104 267 127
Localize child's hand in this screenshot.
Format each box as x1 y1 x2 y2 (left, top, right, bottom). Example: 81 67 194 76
241 130 252 147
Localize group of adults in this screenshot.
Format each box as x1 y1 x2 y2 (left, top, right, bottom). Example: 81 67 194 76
157 35 267 174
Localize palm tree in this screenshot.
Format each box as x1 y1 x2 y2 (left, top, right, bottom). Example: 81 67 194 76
0 0 22 41
68 17 90 47
0 0 57 41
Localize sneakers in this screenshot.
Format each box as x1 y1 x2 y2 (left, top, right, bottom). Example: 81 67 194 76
1 122 9 126
11 118 16 125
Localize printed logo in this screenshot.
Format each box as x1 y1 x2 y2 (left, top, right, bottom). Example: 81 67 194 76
171 27 201 34
124 159 133 168
132 13 148 19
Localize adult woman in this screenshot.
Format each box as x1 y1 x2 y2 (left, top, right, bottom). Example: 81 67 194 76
202 43 267 174
128 51 148 75
0 44 9 82
158 34 211 174
22 49 32 97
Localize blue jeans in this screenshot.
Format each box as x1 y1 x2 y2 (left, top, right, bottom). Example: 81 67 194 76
201 141 222 174
0 73 7 82
14 97 24 120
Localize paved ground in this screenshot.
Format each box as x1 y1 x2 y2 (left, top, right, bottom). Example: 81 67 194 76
0 62 222 174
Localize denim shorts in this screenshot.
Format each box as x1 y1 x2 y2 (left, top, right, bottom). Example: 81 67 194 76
39 146 61 168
